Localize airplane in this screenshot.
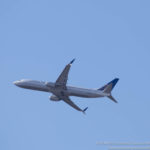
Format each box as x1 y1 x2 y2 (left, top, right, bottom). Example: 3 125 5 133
14 59 119 114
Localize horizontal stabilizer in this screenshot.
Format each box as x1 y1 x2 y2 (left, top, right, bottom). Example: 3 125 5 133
108 95 118 103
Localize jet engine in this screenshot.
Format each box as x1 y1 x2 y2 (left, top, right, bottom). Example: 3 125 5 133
49 95 60 101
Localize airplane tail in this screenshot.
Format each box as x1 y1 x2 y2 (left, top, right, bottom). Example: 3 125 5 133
98 78 119 103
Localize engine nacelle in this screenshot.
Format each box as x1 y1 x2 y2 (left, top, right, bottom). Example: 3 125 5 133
49 95 60 101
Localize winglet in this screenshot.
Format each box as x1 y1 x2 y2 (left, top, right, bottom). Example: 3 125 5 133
82 107 88 114
70 58 75 64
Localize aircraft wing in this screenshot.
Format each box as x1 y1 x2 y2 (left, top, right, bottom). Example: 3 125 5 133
55 59 75 88
62 96 88 113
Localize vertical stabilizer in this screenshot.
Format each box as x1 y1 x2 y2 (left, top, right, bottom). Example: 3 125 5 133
98 78 119 103
98 78 119 93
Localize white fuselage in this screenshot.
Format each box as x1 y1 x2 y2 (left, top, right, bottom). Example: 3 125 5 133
14 79 109 98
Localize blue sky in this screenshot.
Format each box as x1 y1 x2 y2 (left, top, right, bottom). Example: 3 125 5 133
1 0 150 150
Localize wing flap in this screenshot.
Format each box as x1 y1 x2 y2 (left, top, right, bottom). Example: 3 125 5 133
62 96 88 113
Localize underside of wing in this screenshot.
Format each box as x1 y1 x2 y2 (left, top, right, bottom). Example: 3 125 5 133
62 96 88 114
55 59 75 88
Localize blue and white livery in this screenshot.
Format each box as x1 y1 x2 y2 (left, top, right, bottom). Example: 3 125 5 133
14 59 119 113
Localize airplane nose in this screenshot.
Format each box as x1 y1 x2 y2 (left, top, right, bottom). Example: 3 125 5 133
13 81 21 86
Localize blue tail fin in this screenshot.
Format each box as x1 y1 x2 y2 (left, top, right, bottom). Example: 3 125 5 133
98 78 119 93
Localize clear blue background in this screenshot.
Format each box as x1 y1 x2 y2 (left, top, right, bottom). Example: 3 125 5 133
1 0 150 150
